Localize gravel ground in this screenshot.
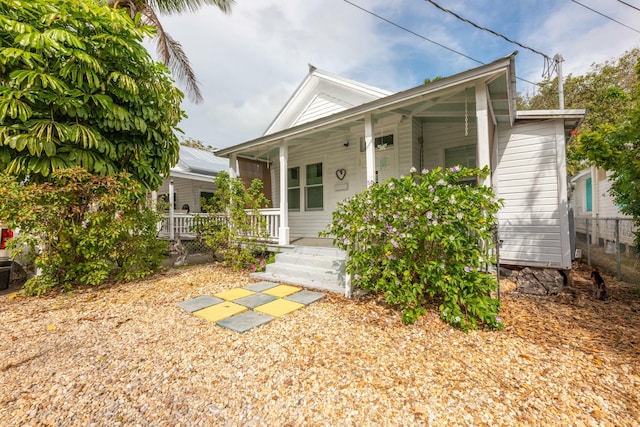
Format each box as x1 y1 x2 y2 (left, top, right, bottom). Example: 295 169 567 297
1 262 639 426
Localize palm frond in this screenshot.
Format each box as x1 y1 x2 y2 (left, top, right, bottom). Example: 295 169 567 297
147 0 234 15
140 4 203 103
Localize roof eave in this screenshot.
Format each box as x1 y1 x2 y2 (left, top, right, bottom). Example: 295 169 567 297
217 53 517 158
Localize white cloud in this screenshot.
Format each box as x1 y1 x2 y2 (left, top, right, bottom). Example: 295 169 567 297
149 0 640 148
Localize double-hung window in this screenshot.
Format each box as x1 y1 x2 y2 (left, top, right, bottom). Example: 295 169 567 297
288 163 323 210
288 167 300 211
305 163 323 210
444 144 477 185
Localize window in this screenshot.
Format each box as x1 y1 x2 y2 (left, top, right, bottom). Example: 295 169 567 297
586 177 592 212
360 134 394 152
445 144 477 185
158 193 176 210
200 191 215 213
305 162 323 210
288 167 300 210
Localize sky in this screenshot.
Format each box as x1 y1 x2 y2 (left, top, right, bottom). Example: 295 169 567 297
150 0 640 149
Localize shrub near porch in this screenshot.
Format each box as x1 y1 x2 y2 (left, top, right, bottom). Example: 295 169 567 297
322 166 503 331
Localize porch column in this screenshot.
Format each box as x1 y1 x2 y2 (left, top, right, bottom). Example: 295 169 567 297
168 179 175 240
475 83 491 187
278 141 290 245
229 153 238 179
364 113 376 186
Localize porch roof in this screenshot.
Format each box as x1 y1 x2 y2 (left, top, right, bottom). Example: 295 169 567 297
216 52 519 161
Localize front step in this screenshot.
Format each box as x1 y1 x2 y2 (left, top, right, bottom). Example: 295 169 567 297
250 246 347 294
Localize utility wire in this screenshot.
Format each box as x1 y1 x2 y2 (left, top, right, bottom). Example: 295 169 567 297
617 0 640 13
424 0 552 61
571 0 640 34
342 0 541 87
342 0 483 65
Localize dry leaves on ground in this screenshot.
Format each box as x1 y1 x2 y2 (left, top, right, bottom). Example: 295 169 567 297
0 261 638 426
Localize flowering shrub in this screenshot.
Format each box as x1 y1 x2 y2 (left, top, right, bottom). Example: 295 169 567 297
321 166 503 331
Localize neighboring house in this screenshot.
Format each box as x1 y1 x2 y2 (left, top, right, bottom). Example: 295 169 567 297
216 53 585 270
156 145 227 239
570 166 635 251
157 145 227 213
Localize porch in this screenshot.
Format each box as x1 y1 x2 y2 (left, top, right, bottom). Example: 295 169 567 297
158 209 282 243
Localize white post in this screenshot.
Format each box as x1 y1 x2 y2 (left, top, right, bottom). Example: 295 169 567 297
475 83 491 186
364 113 375 186
229 153 238 179
168 178 175 240
278 141 290 245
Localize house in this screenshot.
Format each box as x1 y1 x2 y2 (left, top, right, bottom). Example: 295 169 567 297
215 52 585 274
155 145 227 239
570 166 636 254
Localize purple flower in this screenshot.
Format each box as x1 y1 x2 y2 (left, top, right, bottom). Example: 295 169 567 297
388 182 395 190
429 185 435 192
439 263 445 269
422 169 429 174
450 166 460 173
426 211 433 219
464 266 474 272
449 236 455 242
354 274 361 280
434 196 439 202
387 254 396 260
410 166 417 173
343 237 351 245
391 239 399 248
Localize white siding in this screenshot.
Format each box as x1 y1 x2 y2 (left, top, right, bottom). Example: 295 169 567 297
495 120 569 268
599 171 630 218
293 93 350 127
422 122 479 169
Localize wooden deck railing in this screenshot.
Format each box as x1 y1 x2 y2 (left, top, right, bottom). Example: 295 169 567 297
159 208 280 243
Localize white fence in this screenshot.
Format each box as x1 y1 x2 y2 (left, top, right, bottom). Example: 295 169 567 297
159 209 280 243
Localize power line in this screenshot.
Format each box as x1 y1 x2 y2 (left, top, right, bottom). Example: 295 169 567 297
424 0 552 61
341 0 541 87
571 0 640 34
342 0 484 65
617 0 640 13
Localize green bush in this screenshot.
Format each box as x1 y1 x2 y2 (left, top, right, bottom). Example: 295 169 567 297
321 166 503 331
197 172 270 270
0 168 167 295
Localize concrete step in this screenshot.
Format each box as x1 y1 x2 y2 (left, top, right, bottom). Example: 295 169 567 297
274 252 345 271
249 246 347 294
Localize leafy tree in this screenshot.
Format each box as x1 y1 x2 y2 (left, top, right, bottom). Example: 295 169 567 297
107 0 235 103
0 0 183 189
520 48 639 174
322 166 503 331
578 60 640 249
197 172 270 270
0 169 168 295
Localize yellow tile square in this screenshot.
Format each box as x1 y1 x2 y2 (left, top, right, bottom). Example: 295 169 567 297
193 302 247 322
262 284 301 298
214 288 256 301
254 299 305 318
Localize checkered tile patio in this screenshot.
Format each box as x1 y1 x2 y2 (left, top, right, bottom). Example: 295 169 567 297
177 282 325 333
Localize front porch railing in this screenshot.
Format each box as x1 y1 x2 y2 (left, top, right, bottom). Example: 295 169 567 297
159 208 280 243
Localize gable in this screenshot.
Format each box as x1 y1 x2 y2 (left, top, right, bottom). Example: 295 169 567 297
265 66 392 135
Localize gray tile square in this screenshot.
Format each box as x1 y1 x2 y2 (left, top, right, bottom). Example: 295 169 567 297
217 311 275 333
244 281 279 292
285 290 325 305
234 292 278 309
177 295 223 313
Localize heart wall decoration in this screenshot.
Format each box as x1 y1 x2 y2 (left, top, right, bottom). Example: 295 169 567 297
335 169 346 180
